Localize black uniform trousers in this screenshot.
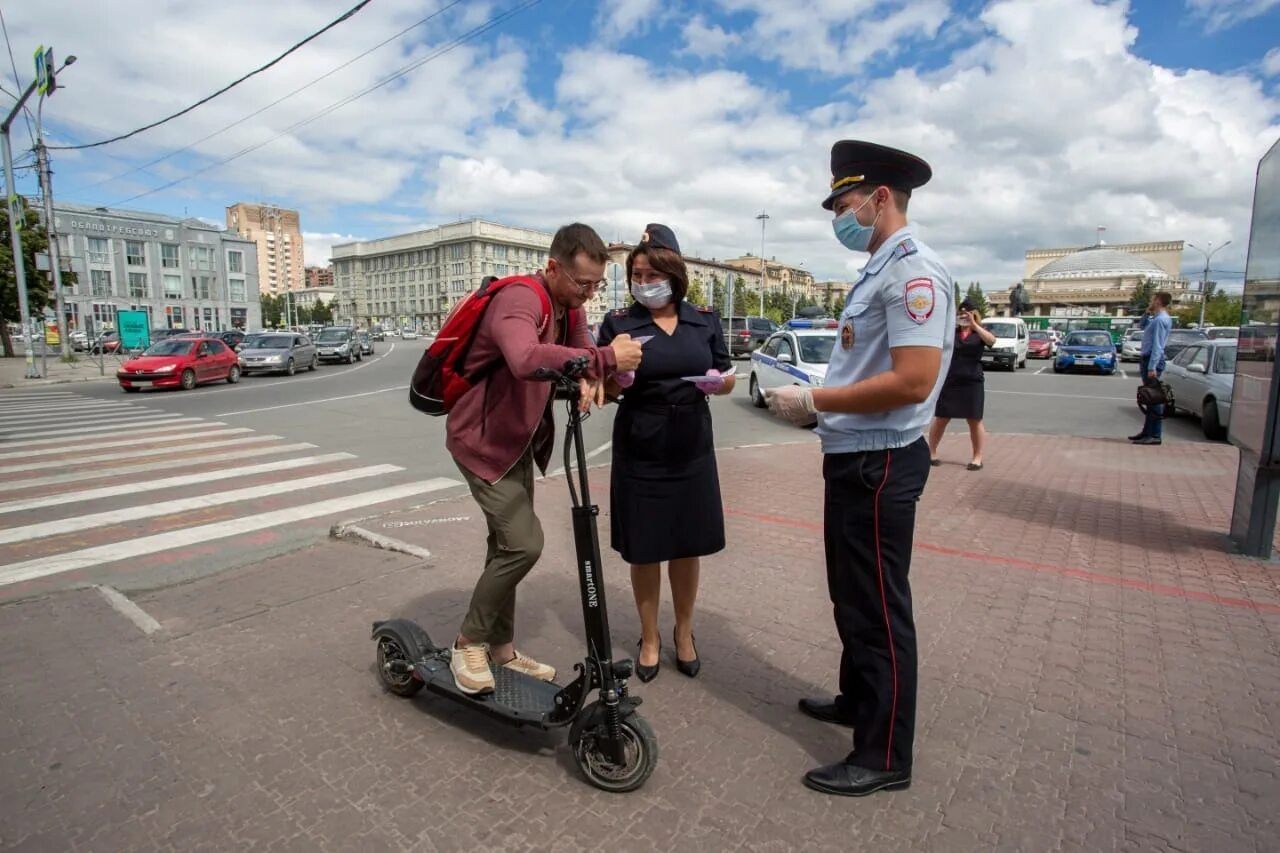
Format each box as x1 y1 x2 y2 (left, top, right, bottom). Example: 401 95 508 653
823 437 930 772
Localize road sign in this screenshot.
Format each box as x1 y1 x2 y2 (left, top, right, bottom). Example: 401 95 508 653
34 46 54 96
44 321 59 346
8 194 22 230
117 310 150 351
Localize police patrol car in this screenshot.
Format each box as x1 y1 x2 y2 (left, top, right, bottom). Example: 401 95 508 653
748 319 839 409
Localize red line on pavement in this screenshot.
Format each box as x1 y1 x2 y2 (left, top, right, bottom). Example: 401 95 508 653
725 508 1280 616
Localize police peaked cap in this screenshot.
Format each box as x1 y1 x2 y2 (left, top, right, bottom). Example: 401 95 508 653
821 140 933 210
639 223 681 255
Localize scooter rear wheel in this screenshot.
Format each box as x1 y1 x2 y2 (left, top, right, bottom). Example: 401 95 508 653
571 705 658 793
376 635 425 697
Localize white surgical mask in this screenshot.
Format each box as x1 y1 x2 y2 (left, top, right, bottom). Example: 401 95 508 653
631 279 672 309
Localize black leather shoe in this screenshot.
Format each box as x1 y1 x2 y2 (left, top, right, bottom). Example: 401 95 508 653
798 697 855 728
803 762 911 797
1128 432 1149 441
1133 436 1162 446
635 639 660 683
674 629 700 678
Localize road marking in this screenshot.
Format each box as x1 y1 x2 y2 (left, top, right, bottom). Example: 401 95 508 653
0 479 461 586
0 452 358 514
0 406 156 425
0 417 205 441
0 434 287 475
1118 369 1129 379
986 389 1131 402
0 413 184 433
586 441 613 459
0 464 406 545
95 585 162 635
0 443 318 489
0 427 254 461
1034 366 1049 375
216 342 400 393
0 401 143 415
0 393 77 402
217 386 408 417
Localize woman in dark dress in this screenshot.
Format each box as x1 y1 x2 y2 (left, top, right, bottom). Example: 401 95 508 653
929 298 997 470
597 223 734 682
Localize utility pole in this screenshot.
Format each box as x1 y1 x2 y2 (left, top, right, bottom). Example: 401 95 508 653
1187 240 1231 329
35 58 76 358
2 83 40 377
756 211 769 316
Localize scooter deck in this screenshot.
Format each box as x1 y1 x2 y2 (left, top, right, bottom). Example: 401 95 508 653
415 649 564 726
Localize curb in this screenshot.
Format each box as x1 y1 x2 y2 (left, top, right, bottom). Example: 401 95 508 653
329 521 433 561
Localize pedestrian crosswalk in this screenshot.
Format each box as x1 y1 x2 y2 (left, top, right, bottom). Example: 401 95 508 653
0 389 460 590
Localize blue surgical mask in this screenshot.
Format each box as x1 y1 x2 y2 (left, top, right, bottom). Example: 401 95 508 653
631 280 672 310
832 194 879 253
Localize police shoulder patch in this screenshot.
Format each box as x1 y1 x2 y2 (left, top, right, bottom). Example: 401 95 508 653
694 304 713 313
904 278 935 325
610 308 630 317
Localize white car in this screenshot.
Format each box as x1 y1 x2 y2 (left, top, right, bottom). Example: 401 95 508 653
401 329 420 340
1120 328 1144 362
748 319 837 411
1165 340 1236 440
980 317 1029 371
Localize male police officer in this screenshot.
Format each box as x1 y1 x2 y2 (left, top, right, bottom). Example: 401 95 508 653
767 140 954 797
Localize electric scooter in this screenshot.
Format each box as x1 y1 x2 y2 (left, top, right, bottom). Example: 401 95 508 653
372 356 658 793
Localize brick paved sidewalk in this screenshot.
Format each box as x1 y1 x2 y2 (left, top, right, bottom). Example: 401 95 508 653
2 435 1278 851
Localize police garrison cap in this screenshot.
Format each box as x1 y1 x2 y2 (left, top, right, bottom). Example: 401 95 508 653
821 140 933 210
638 223 681 255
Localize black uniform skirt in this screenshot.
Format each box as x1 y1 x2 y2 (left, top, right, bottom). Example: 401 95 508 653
609 399 726 565
935 377 985 420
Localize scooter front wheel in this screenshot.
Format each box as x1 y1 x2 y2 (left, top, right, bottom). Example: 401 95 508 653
375 634 425 698
570 704 658 793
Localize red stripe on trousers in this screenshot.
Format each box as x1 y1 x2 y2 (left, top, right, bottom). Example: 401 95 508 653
872 449 898 771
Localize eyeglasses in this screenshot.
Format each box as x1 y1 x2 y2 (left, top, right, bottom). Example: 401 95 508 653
555 260 605 293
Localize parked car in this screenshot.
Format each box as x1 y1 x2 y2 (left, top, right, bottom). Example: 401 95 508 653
980 317 1029 371
117 336 241 392
748 319 837 411
1053 330 1117 375
238 332 318 376
315 326 362 363
1165 340 1236 440
1238 325 1277 361
1027 330 1056 359
69 330 88 351
722 316 778 358
1204 326 1239 340
358 331 374 356
1120 328 1145 362
371 326 386 342
1163 328 1207 361
91 331 121 354
401 329 420 340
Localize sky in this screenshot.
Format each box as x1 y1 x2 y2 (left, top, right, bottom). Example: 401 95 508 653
3 0 1278 293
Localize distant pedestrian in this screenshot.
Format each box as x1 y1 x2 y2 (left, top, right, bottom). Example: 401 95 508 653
1129 291 1172 446
928 298 996 470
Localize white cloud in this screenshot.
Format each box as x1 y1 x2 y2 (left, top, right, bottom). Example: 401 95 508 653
680 15 741 58
302 231 363 267
1186 0 1280 32
595 0 665 43
1264 47 1280 77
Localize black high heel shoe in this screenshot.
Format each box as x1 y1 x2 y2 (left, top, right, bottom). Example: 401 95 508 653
635 639 660 683
674 628 700 678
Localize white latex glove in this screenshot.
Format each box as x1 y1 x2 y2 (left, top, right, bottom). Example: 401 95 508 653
765 385 817 425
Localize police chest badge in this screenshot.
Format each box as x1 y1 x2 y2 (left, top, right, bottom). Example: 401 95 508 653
841 320 854 350
904 278 935 325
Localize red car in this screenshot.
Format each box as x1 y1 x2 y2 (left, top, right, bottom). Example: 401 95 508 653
117 336 241 392
1027 330 1055 359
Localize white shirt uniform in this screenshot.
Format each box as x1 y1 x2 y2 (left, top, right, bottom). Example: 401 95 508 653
816 225 956 454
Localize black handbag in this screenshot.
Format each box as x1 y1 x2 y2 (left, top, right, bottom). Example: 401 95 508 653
1136 382 1173 417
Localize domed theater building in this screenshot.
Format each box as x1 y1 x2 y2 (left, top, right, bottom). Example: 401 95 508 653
991 239 1192 318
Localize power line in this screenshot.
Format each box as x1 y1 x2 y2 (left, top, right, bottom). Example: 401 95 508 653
109 0 543 207
65 0 466 195
0 6 36 149
48 0 376 151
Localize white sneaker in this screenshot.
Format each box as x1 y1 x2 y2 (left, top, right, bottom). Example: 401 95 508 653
450 643 494 695
501 650 556 682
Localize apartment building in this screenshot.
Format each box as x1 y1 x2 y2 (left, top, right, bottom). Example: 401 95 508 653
304 265 334 289
226 202 305 295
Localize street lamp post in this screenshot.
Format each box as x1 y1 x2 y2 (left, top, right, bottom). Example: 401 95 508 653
2 80 41 377
34 55 76 359
756 211 769 316
1187 240 1232 329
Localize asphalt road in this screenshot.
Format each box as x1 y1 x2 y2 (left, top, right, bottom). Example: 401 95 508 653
0 344 1223 601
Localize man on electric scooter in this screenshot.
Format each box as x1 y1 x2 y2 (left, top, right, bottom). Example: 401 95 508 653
445 223 645 696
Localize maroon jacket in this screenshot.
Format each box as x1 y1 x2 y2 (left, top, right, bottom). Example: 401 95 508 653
446 275 617 483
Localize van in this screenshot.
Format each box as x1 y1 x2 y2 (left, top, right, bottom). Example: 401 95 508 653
979 317 1028 371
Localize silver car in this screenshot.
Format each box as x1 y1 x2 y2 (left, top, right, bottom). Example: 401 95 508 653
315 327 363 363
1120 328 1144 362
1165 340 1236 440
238 332 318 376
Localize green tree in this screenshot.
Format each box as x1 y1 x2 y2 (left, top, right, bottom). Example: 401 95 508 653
732 274 752 316
1130 278 1157 315
260 294 283 327
0 198 54 357
964 282 989 316
953 281 961 309
687 277 707 306
311 300 333 325
295 304 313 325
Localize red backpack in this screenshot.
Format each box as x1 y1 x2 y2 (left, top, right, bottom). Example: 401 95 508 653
408 275 574 415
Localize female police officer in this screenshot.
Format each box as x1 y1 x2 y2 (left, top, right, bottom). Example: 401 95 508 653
766 141 955 797
597 224 734 683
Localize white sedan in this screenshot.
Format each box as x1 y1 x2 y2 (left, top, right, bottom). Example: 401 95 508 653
748 320 837 411
1165 340 1236 440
